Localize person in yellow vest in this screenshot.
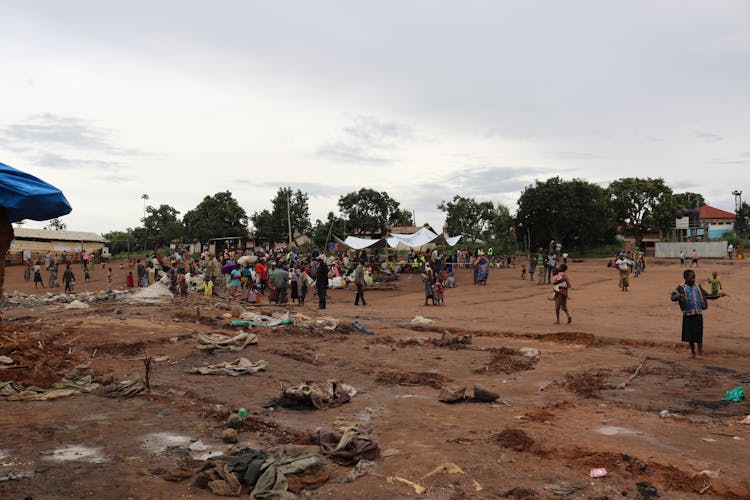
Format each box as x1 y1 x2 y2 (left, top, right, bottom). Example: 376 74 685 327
204 279 214 297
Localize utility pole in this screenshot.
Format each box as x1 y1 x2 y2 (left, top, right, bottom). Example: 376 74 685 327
286 191 293 247
141 194 149 254
733 190 743 212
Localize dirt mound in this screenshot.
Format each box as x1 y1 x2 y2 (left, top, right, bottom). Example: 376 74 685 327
375 370 447 389
502 487 538 499
494 428 535 452
475 347 537 374
562 369 610 397
534 331 599 345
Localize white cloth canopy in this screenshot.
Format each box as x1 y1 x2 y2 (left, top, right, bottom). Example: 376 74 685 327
334 228 461 250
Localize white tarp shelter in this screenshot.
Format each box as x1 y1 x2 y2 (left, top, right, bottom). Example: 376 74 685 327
335 228 462 250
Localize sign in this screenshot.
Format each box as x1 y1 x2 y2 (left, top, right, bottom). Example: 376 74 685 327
675 217 689 229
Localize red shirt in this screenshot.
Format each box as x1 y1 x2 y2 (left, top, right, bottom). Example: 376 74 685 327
256 263 268 280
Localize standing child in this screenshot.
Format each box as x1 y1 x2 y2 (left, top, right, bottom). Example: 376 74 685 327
435 280 445 305
33 262 44 288
552 264 572 324
107 267 113 288
84 266 90 282
671 269 719 359
126 271 134 288
521 264 527 280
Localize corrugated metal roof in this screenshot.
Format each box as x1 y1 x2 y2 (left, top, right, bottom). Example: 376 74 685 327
12 227 107 243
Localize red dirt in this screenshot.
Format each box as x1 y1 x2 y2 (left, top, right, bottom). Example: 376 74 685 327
1 258 750 498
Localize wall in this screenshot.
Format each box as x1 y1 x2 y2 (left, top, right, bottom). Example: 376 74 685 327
7 239 106 265
655 241 728 259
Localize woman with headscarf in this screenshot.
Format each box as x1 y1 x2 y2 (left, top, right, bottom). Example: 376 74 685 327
476 252 490 285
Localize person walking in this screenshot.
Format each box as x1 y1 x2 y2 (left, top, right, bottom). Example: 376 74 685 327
354 258 367 306
691 249 699 267
33 261 44 288
62 265 75 293
552 264 572 324
315 255 329 309
535 248 545 285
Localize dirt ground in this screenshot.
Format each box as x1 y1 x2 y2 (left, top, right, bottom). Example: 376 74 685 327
1 257 749 499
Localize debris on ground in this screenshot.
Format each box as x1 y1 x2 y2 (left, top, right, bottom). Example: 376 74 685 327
269 380 357 409
336 459 378 483
350 321 373 335
431 331 472 347
0 378 98 401
189 358 268 376
439 384 499 403
292 314 339 331
194 332 258 351
387 475 426 495
232 312 293 328
422 462 464 480
315 427 380 465
543 481 581 496
721 386 745 402
410 315 435 326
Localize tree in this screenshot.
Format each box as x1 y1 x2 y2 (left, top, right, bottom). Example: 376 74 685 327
438 195 496 241
102 229 136 255
337 188 410 236
515 177 613 250
674 192 705 210
608 177 675 247
250 187 311 245
183 191 248 246
142 204 184 248
44 218 67 231
736 202 750 239
311 211 347 249
488 204 516 250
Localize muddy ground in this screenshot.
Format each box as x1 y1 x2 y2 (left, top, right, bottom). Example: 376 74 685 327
1 257 749 499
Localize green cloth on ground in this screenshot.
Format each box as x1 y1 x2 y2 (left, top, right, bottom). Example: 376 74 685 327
722 386 745 402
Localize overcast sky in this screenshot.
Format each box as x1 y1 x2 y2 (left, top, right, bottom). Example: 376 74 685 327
1 1 748 234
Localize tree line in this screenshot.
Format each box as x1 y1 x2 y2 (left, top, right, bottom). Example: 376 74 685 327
99 178 749 255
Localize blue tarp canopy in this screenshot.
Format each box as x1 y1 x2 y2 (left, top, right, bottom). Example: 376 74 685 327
0 162 72 222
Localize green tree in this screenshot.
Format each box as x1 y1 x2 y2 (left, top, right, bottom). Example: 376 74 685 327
736 202 750 238
183 191 248 247
515 177 613 250
608 177 675 247
142 204 184 248
311 211 347 249
102 229 135 255
251 187 311 245
338 188 410 236
438 195 496 242
674 192 705 210
44 217 67 230
488 204 516 250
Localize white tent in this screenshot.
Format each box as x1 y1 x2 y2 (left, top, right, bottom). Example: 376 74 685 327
334 228 462 250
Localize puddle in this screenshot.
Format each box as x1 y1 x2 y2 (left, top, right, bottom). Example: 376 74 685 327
43 445 108 463
141 432 191 452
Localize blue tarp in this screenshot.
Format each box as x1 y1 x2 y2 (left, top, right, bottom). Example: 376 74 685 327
0 162 72 222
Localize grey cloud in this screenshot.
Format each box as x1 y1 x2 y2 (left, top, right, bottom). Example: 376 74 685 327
250 180 357 198
740 150 750 157
694 131 724 143
317 114 413 164
98 174 135 183
553 151 602 160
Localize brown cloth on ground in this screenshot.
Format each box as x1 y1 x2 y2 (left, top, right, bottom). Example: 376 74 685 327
275 380 357 409
189 358 268 376
315 427 380 465
0 208 14 297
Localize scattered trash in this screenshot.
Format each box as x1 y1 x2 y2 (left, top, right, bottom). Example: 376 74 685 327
98 375 147 399
338 459 377 483
431 331 471 347
721 386 745 402
0 356 14 364
410 315 435 326
153 356 170 363
227 414 243 429
473 384 499 402
194 332 258 351
387 475 426 495
739 415 750 425
189 440 209 452
64 299 90 310
699 469 720 479
351 321 373 335
269 380 357 409
232 312 293 328
702 437 717 443
130 282 173 301
316 427 380 465
238 408 248 418
439 384 500 403
422 462 464 480
589 467 607 478
543 482 581 496
519 347 540 358
380 448 400 457
0 378 98 401
189 358 268 376
439 384 466 403
0 470 35 482
658 409 679 418
292 314 339 331
472 479 483 492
